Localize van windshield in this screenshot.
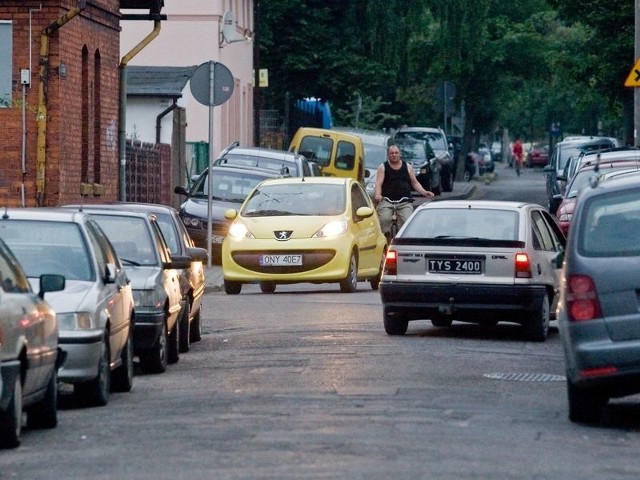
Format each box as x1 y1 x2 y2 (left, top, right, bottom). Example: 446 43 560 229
298 137 333 167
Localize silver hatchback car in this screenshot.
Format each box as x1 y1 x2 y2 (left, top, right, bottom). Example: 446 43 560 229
0 209 135 407
380 200 565 341
557 173 640 423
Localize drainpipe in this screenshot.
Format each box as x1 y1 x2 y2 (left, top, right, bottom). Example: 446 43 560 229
35 3 85 206
119 18 162 201
156 98 178 144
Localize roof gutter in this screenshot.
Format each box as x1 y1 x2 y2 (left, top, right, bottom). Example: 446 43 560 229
118 15 163 201
156 98 178 144
35 2 86 206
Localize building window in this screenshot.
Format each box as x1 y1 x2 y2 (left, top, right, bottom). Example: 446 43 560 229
93 49 101 183
81 46 89 183
0 21 12 108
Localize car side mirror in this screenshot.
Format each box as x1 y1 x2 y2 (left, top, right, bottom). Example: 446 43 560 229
553 249 565 269
104 263 117 284
549 195 562 215
186 246 208 262
174 185 189 196
356 206 374 219
38 273 65 298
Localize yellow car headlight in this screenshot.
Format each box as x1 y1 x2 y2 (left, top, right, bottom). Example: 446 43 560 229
228 222 254 239
313 220 348 238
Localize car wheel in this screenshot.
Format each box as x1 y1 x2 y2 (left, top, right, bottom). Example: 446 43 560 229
339 253 358 293
224 280 242 295
168 313 180 364
463 170 471 182
26 367 57 430
567 379 607 424
139 321 168 374
441 167 453 192
260 281 276 294
0 375 22 448
431 317 453 327
178 298 191 354
111 331 134 393
369 256 384 291
75 335 110 406
524 294 550 342
189 308 202 343
383 309 408 335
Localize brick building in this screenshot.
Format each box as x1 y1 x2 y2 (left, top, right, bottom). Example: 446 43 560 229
0 0 162 207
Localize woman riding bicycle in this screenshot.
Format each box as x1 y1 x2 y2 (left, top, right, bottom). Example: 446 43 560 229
374 144 434 239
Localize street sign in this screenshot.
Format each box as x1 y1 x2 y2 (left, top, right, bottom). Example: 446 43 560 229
624 58 640 87
190 61 234 106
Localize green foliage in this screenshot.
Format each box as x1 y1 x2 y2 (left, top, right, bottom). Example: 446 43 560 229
258 0 631 143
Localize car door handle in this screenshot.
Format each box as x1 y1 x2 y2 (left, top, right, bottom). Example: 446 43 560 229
537 264 542 275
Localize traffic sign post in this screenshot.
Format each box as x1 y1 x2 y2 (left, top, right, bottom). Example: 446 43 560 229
189 61 235 267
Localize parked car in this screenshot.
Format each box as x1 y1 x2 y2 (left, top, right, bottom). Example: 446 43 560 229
213 141 317 177
174 165 284 261
75 208 190 374
560 147 640 186
393 126 454 191
527 143 549 167
394 137 442 195
332 127 391 199
289 127 365 182
477 147 494 174
0 209 135 406
543 136 616 210
66 203 208 353
0 238 65 449
222 176 387 294
550 160 640 235
379 200 565 341
490 140 503 163
557 172 640 423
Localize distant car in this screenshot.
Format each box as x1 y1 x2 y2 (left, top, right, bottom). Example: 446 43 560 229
222 177 387 294
174 165 283 261
213 141 317 177
0 238 64 449
557 173 640 423
66 203 208 352
380 200 565 341
490 141 503 162
550 160 640 235
477 147 494 174
527 143 549 167
394 137 442 195
394 127 454 192
76 209 191 374
0 209 135 406
543 136 616 210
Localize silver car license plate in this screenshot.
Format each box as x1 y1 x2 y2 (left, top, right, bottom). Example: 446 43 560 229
259 254 302 266
427 257 483 274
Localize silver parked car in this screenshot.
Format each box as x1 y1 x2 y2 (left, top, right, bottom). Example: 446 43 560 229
67 203 208 353
0 238 64 448
380 200 565 341
77 209 190 374
0 209 135 406
557 173 640 423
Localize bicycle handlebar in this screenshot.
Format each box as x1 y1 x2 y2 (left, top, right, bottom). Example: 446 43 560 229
381 196 414 204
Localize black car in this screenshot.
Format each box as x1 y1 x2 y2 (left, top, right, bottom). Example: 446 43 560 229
543 136 616 210
174 165 283 262
393 138 441 195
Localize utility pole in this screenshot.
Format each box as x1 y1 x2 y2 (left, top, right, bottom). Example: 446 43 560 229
635 0 640 145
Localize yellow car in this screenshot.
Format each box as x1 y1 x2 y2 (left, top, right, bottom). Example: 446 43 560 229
222 177 387 294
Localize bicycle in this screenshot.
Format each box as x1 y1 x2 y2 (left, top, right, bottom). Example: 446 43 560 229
380 196 414 242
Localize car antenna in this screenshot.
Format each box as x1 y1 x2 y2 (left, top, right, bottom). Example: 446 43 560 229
2 206 8 219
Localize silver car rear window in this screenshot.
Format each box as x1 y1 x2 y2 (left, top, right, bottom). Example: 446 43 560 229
402 208 519 240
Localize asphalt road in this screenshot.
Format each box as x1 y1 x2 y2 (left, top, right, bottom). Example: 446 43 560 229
3 162 640 480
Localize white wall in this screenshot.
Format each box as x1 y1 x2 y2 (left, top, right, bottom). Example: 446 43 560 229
120 0 254 155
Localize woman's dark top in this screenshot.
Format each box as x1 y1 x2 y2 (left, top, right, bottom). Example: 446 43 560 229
381 161 412 200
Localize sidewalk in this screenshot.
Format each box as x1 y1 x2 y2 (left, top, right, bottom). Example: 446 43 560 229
203 177 479 293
